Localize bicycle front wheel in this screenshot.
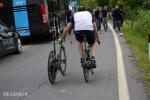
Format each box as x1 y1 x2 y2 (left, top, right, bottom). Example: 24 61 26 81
59 46 67 76
83 66 89 83
48 51 57 84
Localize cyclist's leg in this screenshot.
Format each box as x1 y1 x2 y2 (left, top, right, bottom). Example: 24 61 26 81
85 30 96 55
90 43 96 57
90 43 96 67
74 31 85 65
77 42 84 59
85 31 96 67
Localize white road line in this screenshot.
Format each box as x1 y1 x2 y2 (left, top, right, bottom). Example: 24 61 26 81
108 23 130 100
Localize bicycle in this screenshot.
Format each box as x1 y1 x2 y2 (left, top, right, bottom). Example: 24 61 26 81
82 34 95 83
48 13 67 84
48 40 67 84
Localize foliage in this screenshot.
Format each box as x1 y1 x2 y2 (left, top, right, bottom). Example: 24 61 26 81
134 10 150 37
79 0 145 9
80 0 97 9
143 0 150 9
123 19 150 93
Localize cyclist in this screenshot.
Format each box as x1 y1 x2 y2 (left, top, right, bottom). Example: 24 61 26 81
59 6 100 68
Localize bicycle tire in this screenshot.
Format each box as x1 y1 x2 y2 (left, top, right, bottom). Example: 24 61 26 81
59 46 67 76
83 65 89 83
48 51 57 84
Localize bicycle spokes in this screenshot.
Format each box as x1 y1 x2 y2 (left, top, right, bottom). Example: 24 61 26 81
83 66 89 83
60 47 67 76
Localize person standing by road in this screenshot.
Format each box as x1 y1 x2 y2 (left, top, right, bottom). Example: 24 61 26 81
119 6 124 28
68 9 75 34
66 6 73 23
94 7 103 32
102 6 108 32
59 6 100 68
94 7 100 31
112 5 123 36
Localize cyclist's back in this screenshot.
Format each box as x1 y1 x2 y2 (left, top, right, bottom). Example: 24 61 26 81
74 11 93 31
70 8 95 50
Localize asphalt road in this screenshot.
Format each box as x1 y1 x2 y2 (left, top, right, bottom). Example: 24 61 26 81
0 27 149 100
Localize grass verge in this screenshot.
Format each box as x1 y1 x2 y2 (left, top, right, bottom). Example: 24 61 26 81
122 21 150 95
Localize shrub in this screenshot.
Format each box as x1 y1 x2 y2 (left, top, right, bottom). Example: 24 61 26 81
134 9 150 37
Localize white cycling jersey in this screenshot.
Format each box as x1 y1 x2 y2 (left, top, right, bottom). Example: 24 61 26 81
73 11 93 31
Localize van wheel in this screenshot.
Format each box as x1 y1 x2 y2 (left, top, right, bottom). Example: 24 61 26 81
15 38 22 54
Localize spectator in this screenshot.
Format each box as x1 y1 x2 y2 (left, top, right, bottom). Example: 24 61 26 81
94 7 102 32
66 9 72 23
102 6 108 32
112 5 123 36
119 6 124 27
68 9 75 34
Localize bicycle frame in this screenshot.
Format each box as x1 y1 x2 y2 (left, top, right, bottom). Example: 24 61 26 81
84 41 92 68
83 35 91 61
82 35 94 83
51 12 61 56
84 42 91 58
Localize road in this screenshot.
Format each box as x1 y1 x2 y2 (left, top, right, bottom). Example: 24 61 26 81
0 26 149 100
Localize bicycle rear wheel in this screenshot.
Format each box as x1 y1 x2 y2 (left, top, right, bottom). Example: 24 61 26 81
83 65 89 83
48 51 57 84
60 46 67 75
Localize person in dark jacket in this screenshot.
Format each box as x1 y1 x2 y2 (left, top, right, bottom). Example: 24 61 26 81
112 5 123 36
94 7 103 32
119 6 124 27
102 6 108 31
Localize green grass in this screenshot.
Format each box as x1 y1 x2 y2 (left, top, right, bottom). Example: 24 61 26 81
123 21 150 94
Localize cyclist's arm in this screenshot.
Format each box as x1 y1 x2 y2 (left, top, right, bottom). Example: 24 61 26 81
93 22 100 42
60 22 73 40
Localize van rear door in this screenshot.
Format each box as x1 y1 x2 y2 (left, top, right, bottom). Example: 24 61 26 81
12 0 31 37
26 0 42 36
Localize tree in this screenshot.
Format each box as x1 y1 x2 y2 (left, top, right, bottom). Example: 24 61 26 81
109 0 118 7
143 0 150 9
79 0 145 9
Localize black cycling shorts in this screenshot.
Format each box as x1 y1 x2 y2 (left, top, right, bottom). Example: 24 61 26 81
74 30 95 45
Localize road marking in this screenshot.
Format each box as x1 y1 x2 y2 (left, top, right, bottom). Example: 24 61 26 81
108 23 130 100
